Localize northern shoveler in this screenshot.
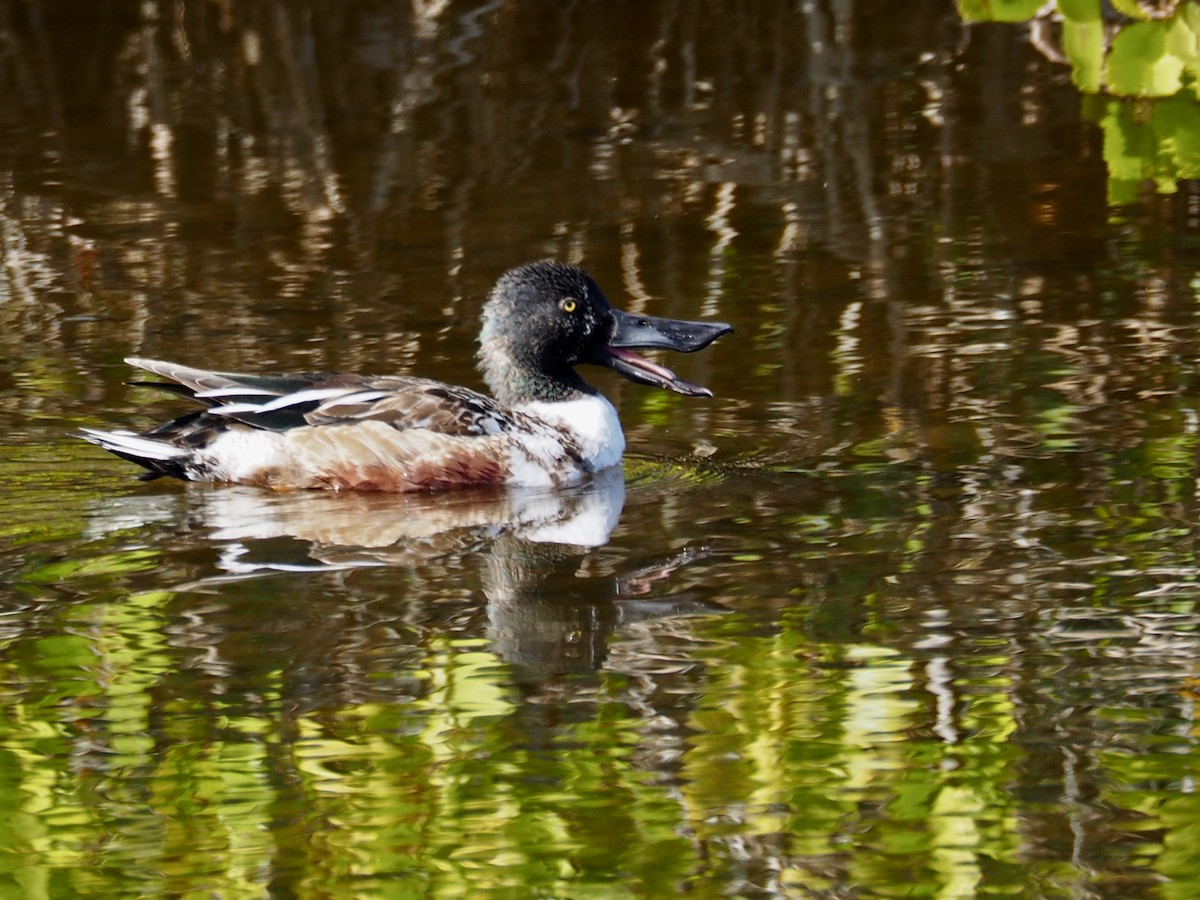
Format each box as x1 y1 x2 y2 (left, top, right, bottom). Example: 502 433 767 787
81 260 732 492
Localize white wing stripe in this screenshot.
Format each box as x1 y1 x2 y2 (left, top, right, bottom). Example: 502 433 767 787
208 403 264 416
195 386 280 399
210 387 356 416
257 387 356 412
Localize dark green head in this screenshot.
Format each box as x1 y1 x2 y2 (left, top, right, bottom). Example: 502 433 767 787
477 260 731 406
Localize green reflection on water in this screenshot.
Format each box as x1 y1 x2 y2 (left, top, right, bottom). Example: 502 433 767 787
3 502 1200 895
678 625 1029 895
0 601 703 897
2 0 1200 895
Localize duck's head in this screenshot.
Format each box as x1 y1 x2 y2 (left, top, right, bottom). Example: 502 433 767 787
478 260 732 406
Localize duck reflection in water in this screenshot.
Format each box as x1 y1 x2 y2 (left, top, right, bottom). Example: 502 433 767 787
93 465 724 677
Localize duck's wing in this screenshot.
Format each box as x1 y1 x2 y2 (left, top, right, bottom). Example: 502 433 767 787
303 378 513 436
127 357 326 406
126 358 515 436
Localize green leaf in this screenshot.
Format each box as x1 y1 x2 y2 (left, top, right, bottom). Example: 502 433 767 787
1109 0 1156 20
1059 0 1102 22
1165 12 1200 71
1064 18 1106 92
1106 21 1186 97
1099 93 1200 201
957 0 1045 22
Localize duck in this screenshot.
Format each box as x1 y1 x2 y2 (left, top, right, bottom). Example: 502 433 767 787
81 260 732 492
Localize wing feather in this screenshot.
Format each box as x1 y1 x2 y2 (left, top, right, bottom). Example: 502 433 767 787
126 357 326 406
305 379 514 437
126 358 516 438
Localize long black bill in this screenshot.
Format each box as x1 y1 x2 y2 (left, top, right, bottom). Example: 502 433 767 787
597 308 732 397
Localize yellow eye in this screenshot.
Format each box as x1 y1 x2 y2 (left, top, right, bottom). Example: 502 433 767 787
560 298 577 313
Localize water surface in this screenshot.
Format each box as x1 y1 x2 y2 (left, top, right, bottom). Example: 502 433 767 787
2 2 1200 897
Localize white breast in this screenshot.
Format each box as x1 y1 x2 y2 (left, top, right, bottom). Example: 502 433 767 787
514 395 626 486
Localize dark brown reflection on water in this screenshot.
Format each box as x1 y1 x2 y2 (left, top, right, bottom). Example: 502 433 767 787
3 1 1200 896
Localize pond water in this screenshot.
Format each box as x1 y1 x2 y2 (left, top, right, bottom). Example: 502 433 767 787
3 1 1200 897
